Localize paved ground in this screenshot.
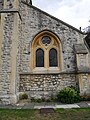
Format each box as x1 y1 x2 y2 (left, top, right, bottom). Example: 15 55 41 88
0 101 90 109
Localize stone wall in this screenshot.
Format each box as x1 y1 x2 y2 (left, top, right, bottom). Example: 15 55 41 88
0 1 89 104
19 73 77 98
79 74 90 96
18 2 85 74
0 13 14 104
16 2 88 99
0 0 3 10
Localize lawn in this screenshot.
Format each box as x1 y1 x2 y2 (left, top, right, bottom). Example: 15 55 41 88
0 108 90 120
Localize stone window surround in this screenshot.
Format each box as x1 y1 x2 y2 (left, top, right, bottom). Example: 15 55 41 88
30 30 63 74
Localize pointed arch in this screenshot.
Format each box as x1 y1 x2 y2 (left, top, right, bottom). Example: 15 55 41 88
32 30 61 46
31 30 63 73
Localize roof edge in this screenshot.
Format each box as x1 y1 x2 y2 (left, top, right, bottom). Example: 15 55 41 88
21 0 86 35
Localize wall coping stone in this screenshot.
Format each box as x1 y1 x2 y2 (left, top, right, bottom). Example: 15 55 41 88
74 44 88 54
0 8 22 20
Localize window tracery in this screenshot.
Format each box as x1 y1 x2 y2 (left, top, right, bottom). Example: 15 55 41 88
31 31 63 73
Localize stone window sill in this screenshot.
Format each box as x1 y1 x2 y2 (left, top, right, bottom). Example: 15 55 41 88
32 67 60 74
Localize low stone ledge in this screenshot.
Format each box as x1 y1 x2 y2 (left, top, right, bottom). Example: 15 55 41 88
74 44 88 54
19 71 78 75
77 67 90 73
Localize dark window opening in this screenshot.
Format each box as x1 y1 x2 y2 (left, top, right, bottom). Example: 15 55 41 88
86 39 90 49
36 48 44 67
49 48 58 67
85 33 90 49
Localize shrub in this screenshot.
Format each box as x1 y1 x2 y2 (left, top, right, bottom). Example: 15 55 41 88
31 97 45 103
19 93 28 100
36 98 43 103
30 97 54 103
31 97 36 102
70 86 80 93
57 87 81 104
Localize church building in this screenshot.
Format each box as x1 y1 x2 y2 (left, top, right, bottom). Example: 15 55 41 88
0 0 90 104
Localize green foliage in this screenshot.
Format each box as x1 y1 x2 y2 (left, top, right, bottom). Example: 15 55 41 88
0 109 90 120
31 97 45 103
36 98 43 103
19 93 28 100
57 87 81 104
30 95 56 103
70 86 80 94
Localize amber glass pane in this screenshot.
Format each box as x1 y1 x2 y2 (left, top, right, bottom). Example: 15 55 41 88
36 48 44 67
49 48 58 67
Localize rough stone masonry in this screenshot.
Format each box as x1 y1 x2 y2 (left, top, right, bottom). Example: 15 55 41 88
0 0 90 104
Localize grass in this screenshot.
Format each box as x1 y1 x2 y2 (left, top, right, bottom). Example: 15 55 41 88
0 108 90 120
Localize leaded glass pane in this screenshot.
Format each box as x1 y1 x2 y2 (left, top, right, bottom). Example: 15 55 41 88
49 48 58 67
86 38 90 49
41 36 51 45
36 48 44 67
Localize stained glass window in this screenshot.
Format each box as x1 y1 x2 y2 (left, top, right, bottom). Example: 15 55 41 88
36 48 44 67
49 48 58 67
86 37 90 49
85 33 90 49
41 36 51 46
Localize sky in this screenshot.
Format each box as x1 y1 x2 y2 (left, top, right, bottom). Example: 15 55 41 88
33 0 90 31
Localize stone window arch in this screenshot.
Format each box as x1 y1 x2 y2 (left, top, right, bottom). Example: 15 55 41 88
31 30 63 73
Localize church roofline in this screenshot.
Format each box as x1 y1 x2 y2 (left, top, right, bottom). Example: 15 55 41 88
21 1 86 35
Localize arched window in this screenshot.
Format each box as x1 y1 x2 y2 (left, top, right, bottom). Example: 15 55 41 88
36 48 44 67
49 48 58 67
31 30 63 72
